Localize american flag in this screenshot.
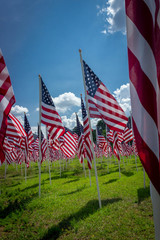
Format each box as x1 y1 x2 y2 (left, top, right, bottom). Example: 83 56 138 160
125 0 160 193
40 77 65 141
37 126 47 161
0 50 16 163
24 114 34 146
81 96 93 169
113 131 121 160
106 128 114 143
123 127 133 143
75 113 85 164
60 127 77 158
123 117 134 143
96 126 108 156
83 60 128 133
6 113 26 139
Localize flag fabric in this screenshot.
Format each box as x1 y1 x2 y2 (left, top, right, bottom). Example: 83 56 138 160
106 128 114 143
96 126 108 156
81 96 93 169
60 127 77 158
40 78 65 141
125 0 160 194
112 131 121 160
0 50 16 163
24 114 34 146
6 113 26 138
75 113 85 164
83 60 128 132
123 127 133 143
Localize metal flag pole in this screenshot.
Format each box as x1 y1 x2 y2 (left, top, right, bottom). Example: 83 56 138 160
24 112 28 183
45 126 51 185
38 75 42 197
79 49 102 208
89 169 91 187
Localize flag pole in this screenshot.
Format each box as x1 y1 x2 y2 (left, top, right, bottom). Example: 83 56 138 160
45 126 51 185
79 49 102 208
150 182 160 240
38 75 42 197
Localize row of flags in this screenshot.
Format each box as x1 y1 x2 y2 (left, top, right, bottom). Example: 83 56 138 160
1 0 160 201
0 49 134 169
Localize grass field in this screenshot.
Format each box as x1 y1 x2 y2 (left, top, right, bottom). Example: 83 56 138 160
0 156 154 240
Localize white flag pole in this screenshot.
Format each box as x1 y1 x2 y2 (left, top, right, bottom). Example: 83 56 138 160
4 159 7 179
150 182 160 240
79 49 102 208
38 75 42 197
89 169 91 187
82 159 86 177
45 126 51 185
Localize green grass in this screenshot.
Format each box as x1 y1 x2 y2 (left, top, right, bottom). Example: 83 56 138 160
0 156 154 240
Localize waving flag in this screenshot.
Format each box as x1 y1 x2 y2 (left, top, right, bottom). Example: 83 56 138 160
6 113 26 138
96 126 108 156
0 50 16 163
81 96 93 169
40 77 65 140
75 113 85 163
24 114 34 146
60 127 77 158
125 0 160 194
83 60 128 133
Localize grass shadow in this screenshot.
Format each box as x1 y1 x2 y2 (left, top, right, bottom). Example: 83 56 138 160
7 182 21 188
121 171 134 177
41 198 122 240
20 183 39 192
64 178 80 184
0 192 37 219
137 186 150 204
103 179 118 185
59 185 86 196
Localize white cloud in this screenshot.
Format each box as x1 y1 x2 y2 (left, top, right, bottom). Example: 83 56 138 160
11 105 28 115
113 83 131 116
10 105 29 126
53 92 80 114
97 0 126 34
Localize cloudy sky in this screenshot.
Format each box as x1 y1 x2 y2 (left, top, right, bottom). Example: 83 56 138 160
1 0 130 134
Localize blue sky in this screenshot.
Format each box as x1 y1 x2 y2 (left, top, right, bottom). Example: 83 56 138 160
1 0 130 134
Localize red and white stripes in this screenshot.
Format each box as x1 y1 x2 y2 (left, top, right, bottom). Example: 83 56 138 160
125 0 160 193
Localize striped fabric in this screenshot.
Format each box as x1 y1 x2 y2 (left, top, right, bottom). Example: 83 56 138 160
24 114 34 146
113 131 121 160
123 127 134 143
96 126 108 157
60 127 77 158
6 113 26 138
125 0 160 193
40 78 65 140
83 60 128 132
75 113 85 164
0 50 16 163
81 96 93 169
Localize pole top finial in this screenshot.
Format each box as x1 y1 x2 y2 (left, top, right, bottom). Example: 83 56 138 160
79 49 82 53
38 74 41 78
80 93 82 97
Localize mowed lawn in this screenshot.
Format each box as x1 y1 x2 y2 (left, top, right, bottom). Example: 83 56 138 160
0 156 154 240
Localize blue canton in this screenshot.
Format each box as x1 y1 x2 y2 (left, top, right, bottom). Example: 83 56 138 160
76 114 83 137
41 79 55 107
81 96 87 119
83 60 101 97
24 115 31 134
